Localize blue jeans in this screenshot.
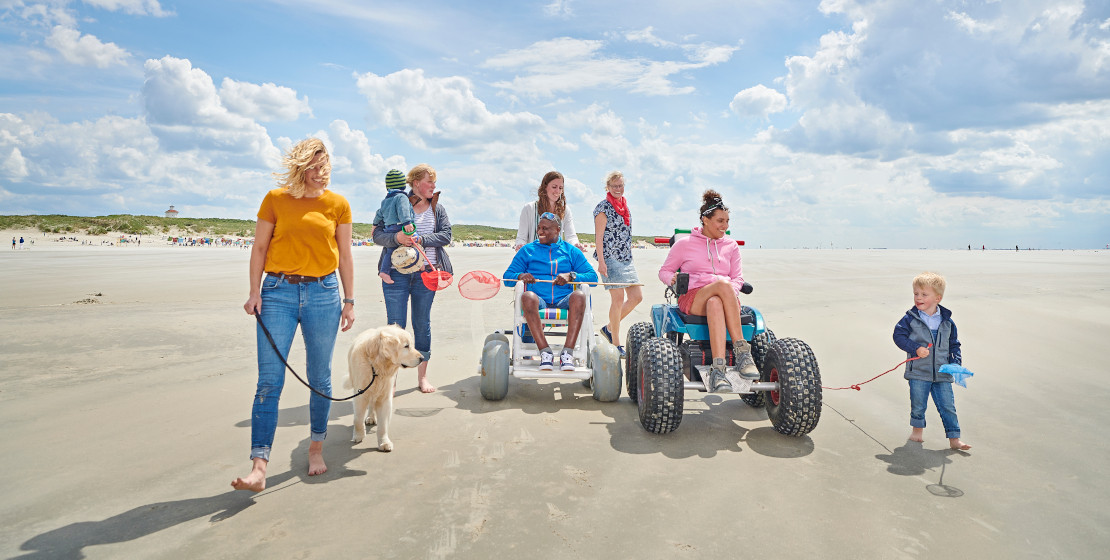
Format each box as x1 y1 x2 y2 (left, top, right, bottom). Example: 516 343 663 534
909 379 961 438
251 272 341 461
382 267 435 361
379 224 404 275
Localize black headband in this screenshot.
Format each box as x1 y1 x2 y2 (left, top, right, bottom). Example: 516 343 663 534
701 198 724 217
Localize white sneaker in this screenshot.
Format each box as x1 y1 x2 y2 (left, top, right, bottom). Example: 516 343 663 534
539 348 554 370
560 351 575 371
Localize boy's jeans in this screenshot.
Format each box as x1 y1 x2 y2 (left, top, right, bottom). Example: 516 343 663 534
382 267 435 361
251 272 341 461
379 224 404 275
908 379 961 438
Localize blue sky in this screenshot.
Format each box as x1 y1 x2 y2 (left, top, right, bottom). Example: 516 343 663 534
1 0 1108 249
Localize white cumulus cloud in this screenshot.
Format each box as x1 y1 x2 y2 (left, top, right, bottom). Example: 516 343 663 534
142 56 280 166
354 68 544 150
45 26 129 67
730 85 788 119
218 78 312 122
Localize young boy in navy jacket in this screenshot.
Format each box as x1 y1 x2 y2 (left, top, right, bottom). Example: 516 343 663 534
893 272 971 451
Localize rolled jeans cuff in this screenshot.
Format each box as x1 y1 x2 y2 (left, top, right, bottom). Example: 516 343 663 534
250 447 271 462
311 430 327 442
419 349 431 361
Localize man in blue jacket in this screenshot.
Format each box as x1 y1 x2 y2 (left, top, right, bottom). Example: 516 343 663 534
504 212 598 371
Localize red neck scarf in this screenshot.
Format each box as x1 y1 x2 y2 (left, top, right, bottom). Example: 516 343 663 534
606 192 630 226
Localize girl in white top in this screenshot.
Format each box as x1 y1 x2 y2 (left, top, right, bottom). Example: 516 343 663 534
514 171 582 251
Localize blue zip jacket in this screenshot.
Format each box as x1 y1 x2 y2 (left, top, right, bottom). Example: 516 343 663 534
504 238 598 305
893 305 962 382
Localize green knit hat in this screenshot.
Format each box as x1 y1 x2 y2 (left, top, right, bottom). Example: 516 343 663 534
385 169 407 190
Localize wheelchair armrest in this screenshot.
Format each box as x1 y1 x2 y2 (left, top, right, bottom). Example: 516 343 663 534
674 272 689 295
673 273 753 296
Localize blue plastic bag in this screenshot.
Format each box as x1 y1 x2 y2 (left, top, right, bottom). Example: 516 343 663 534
939 364 974 388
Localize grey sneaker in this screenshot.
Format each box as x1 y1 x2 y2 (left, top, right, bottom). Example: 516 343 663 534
710 358 732 392
733 341 760 379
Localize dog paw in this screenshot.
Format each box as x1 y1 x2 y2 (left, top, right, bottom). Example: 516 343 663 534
378 440 393 452
351 430 364 444
365 417 376 426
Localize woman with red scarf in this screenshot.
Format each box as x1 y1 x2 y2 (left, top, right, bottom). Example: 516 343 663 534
592 171 643 356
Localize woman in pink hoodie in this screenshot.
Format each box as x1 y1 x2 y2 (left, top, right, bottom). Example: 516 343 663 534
658 190 759 391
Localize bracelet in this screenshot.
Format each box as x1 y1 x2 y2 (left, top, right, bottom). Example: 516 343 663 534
342 298 355 305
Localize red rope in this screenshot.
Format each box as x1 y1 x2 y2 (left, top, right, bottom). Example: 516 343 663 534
822 345 930 391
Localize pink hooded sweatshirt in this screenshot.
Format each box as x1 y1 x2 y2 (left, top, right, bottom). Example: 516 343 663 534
658 227 745 298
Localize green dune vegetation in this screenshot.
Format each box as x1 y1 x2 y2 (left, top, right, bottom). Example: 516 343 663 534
1 214 657 244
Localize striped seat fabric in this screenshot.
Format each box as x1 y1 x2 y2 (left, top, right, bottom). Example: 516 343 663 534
519 307 569 325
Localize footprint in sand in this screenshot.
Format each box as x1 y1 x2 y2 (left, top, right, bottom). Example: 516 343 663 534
564 466 591 487
547 503 570 521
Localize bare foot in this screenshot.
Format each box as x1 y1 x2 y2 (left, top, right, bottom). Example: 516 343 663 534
949 438 971 451
308 441 327 476
908 428 924 443
418 378 436 393
231 458 268 492
379 271 394 284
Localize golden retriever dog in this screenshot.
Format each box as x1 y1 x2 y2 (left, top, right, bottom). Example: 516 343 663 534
346 325 424 451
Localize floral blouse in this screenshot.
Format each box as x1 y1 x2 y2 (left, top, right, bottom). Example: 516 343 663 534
593 199 633 263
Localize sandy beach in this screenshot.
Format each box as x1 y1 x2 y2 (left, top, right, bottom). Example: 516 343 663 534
1 233 1108 559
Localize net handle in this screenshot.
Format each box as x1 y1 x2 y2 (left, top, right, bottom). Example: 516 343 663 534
501 277 643 287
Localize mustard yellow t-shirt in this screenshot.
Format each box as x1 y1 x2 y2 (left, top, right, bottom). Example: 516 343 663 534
257 188 352 277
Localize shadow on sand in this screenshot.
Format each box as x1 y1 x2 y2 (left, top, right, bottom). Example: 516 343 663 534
438 374 815 460
17 422 374 559
15 492 254 559
875 440 966 497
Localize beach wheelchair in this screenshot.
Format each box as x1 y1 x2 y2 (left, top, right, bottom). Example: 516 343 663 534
625 230 822 436
479 283 623 402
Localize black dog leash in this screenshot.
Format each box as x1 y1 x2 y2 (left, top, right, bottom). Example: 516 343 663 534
254 314 376 402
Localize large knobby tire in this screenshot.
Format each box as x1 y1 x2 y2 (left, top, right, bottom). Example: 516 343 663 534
591 341 622 402
479 339 510 401
740 329 777 408
764 337 822 436
637 337 685 434
625 321 654 405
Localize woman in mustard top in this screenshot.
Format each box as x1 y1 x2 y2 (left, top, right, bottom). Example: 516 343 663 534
232 138 355 492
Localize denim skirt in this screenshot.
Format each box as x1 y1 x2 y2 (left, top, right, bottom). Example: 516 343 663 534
600 257 639 289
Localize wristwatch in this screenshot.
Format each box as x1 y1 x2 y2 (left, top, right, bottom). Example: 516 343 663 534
568 272 577 282
342 298 355 305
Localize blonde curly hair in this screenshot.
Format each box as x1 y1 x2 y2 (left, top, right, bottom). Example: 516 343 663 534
274 138 330 198
913 272 947 297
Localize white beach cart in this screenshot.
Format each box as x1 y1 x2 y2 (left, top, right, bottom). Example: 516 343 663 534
479 283 623 402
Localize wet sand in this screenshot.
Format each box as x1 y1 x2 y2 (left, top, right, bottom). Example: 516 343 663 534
1 242 1108 558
